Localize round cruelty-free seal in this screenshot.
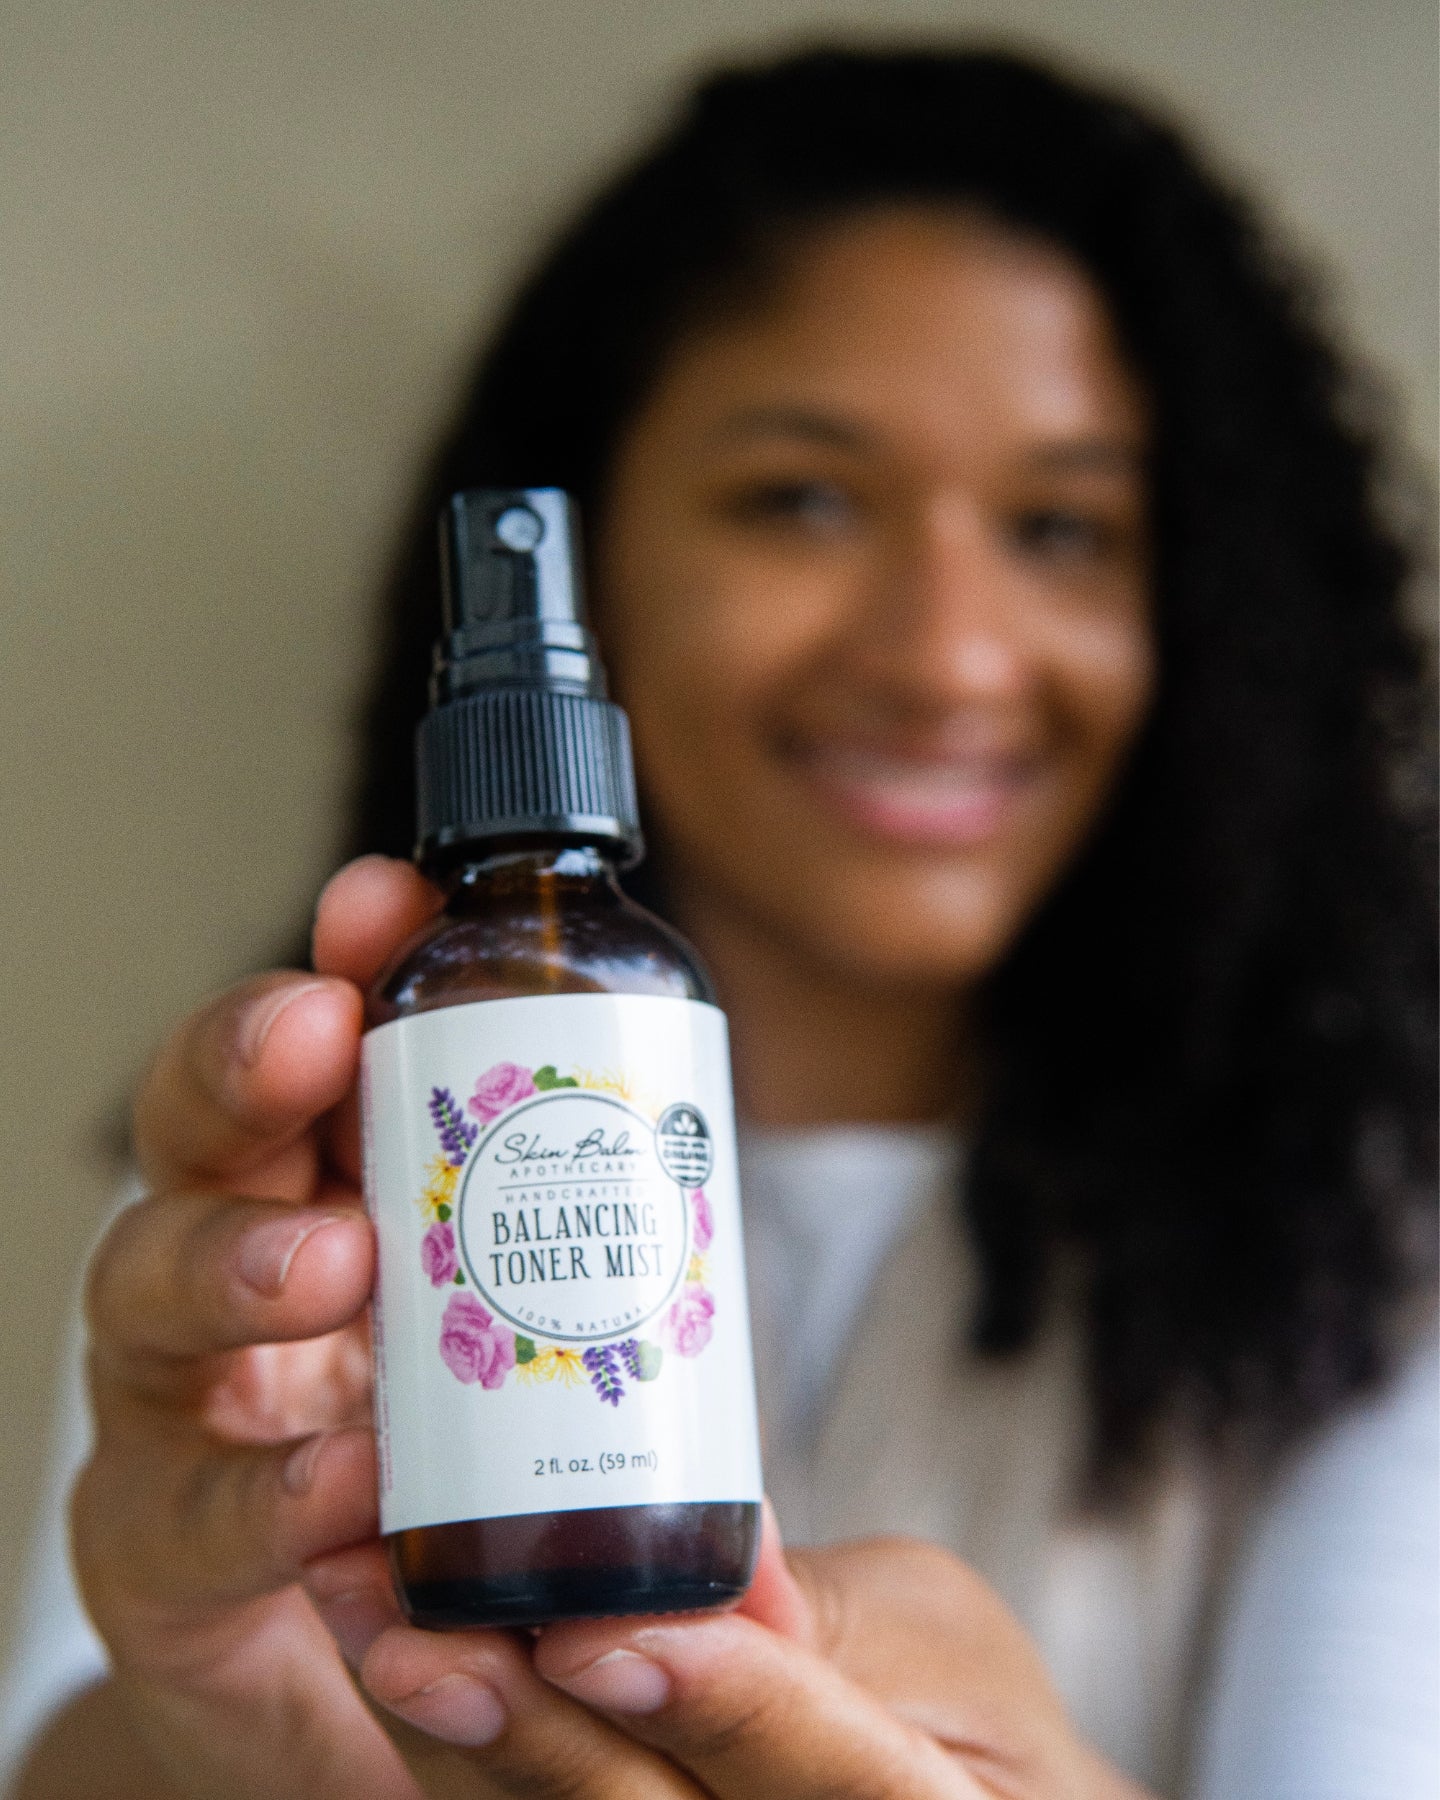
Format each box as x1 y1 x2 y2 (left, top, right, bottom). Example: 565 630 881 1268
654 1102 714 1189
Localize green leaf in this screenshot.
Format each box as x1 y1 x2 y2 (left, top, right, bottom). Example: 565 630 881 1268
436 1202 452 1222
515 1335 537 1364
533 1064 578 1090
634 1340 663 1381
453 1269 465 1284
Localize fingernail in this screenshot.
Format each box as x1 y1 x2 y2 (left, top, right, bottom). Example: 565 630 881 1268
546 1648 671 1714
386 1673 507 1747
282 1433 326 1496
313 1587 393 1668
236 980 327 1066
237 1213 344 1295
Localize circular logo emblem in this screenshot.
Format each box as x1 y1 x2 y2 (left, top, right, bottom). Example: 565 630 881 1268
655 1102 714 1188
457 1092 689 1342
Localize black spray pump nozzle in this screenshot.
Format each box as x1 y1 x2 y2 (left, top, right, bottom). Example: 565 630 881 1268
434 489 606 701
415 488 642 866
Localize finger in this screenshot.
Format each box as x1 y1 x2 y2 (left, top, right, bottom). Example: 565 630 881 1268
312 855 444 988
134 972 363 1189
75 1423 379 1661
320 1081 362 1189
735 1499 812 1643
304 1539 405 1669
86 1189 372 1380
783 1537 1065 1743
534 1611 981 1800
355 1616 705 1799
312 857 445 1185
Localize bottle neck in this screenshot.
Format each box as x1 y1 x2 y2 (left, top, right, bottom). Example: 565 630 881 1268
438 840 624 911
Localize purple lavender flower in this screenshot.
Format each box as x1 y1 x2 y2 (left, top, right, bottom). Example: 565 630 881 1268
583 1344 625 1406
429 1087 477 1166
616 1337 663 1384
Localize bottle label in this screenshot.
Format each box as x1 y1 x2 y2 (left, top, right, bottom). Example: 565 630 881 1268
361 992 763 1533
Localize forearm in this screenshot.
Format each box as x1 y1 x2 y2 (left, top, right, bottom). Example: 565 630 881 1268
9 1679 188 1800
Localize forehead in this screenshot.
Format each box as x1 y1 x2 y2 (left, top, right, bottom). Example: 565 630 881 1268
657 206 1148 452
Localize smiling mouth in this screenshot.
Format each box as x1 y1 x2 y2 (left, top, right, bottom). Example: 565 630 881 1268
787 740 1042 847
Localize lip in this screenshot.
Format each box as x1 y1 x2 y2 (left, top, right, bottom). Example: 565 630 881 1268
786 739 1043 848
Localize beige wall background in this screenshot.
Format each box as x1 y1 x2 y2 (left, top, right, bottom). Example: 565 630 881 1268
1 0 1434 1666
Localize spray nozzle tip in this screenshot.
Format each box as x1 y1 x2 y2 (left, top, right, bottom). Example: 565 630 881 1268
440 487 583 632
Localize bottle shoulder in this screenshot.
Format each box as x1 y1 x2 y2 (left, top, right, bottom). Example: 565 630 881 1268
367 888 713 1025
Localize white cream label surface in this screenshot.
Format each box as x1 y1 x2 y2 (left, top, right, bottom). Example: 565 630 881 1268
361 993 763 1534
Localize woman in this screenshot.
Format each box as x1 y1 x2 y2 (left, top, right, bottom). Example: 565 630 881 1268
6 45 1435 1800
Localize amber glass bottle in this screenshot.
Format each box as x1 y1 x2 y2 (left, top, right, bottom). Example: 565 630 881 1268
361 489 762 1629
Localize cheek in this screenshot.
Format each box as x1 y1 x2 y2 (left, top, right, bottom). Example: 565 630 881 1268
1046 605 1155 779
604 551 835 800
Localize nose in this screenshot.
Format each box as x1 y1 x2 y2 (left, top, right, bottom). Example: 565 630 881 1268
848 499 1034 711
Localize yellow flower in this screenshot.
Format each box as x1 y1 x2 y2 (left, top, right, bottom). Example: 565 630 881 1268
686 1254 709 1285
576 1067 633 1100
574 1069 660 1120
418 1155 459 1221
518 1346 586 1387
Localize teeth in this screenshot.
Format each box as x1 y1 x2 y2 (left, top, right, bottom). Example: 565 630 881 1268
815 748 1018 797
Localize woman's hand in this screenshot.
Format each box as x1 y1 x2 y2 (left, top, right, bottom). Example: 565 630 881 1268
68 849 1146 1800
305 1512 1152 1800
68 856 443 1799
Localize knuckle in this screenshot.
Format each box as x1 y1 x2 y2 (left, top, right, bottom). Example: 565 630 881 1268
129 1037 173 1146
166 1441 295 1603
866 1533 986 1607
809 1719 950 1800
490 1748 604 1800
68 1451 161 1647
804 1551 852 1658
809 1783 899 1800
832 1753 927 1800
131 973 289 1171
690 1683 793 1761
871 1532 962 1579
175 1440 262 1558
82 1198 154 1338
83 1190 218 1360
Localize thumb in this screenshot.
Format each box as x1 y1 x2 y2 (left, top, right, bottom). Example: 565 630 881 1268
736 1499 816 1644
311 855 444 989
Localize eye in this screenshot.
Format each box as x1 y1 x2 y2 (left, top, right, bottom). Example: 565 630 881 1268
722 478 858 537
1009 508 1116 561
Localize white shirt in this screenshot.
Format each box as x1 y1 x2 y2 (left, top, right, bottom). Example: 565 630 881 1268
741 1126 1439 1792
2 1134 1436 1794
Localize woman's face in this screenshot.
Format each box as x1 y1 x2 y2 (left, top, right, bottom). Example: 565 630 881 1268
597 208 1153 985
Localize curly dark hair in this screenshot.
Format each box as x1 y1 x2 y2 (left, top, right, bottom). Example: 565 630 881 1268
346 46 1436 1489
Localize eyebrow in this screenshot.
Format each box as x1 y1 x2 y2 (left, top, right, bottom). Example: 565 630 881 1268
709 405 876 451
1027 439 1146 475
711 405 1145 474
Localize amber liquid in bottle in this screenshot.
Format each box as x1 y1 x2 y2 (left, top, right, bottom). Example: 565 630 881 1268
367 842 761 1629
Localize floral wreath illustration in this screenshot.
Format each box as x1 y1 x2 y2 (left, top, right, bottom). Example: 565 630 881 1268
416 1061 715 1406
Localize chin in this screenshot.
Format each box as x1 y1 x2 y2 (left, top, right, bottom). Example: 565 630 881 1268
794 869 1029 987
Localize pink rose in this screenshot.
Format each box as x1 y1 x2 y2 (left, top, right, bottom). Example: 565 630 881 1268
439 1292 516 1388
420 1220 458 1287
665 1283 715 1358
467 1061 537 1123
690 1188 713 1253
